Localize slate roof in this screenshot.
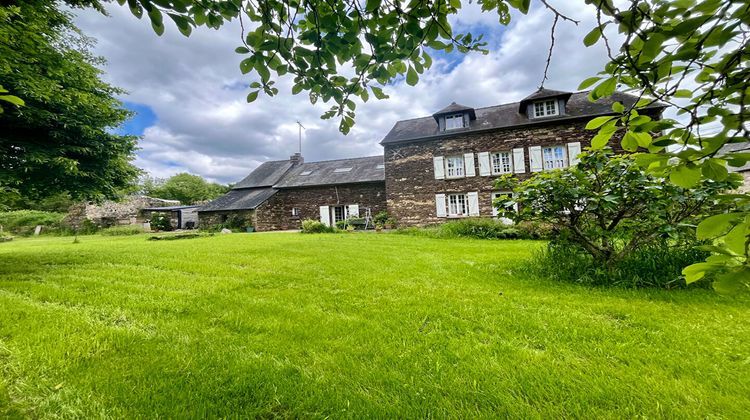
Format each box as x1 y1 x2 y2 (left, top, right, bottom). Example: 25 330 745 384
381 91 667 145
273 156 384 188
198 188 278 212
142 205 200 211
233 160 294 188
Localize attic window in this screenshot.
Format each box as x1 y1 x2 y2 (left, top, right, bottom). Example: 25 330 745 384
334 167 353 173
533 100 558 117
376 164 385 169
300 170 313 176
445 113 465 130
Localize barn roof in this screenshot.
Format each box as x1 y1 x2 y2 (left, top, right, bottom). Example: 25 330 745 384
198 188 277 212
273 156 384 188
233 160 294 188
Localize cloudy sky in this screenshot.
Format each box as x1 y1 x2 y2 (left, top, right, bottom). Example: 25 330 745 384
73 2 612 185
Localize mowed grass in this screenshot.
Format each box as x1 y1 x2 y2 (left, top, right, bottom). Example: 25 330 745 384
0 233 748 418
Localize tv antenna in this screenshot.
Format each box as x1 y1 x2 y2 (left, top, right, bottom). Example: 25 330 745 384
296 120 306 155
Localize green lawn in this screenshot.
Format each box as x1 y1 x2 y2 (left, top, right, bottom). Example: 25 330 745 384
0 233 748 418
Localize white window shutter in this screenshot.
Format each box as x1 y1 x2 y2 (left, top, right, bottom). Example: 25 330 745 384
468 192 480 216
435 194 447 217
512 148 526 173
567 142 582 166
319 206 330 226
478 152 491 176
529 146 543 172
433 156 445 179
347 204 359 218
464 153 476 177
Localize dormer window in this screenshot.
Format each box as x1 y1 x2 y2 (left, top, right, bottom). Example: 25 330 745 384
445 113 465 130
533 100 559 117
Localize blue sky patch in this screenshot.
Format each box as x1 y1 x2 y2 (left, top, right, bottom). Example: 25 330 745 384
117 101 157 136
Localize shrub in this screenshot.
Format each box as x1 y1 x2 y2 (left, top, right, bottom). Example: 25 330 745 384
522 240 711 289
0 210 66 236
373 211 389 226
301 219 335 233
395 218 546 240
335 217 367 230
150 214 172 231
100 225 145 236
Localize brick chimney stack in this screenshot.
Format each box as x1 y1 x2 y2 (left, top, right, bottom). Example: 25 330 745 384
290 153 304 166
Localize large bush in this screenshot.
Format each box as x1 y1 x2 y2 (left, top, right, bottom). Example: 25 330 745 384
497 149 740 287
0 210 66 236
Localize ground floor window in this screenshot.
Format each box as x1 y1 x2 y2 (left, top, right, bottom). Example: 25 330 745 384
291 207 300 217
543 146 567 170
332 205 346 224
448 193 468 216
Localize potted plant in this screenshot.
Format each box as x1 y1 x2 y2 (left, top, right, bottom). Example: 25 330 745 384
383 218 396 230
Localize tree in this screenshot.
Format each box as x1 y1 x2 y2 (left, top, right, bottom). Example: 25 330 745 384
497 149 740 269
0 1 139 202
141 173 229 204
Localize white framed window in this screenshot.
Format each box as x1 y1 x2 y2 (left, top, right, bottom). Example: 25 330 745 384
445 156 464 178
445 113 465 130
491 191 517 224
334 167 352 173
533 100 558 117
447 193 468 216
542 146 567 170
291 207 300 217
491 152 513 174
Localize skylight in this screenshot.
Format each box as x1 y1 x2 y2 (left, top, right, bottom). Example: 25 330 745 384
334 167 353 173
376 164 385 169
300 170 313 176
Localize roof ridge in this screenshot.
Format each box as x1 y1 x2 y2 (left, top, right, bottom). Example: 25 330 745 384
299 155 383 165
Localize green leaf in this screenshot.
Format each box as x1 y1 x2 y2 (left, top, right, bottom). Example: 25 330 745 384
682 262 714 284
371 86 388 99
674 89 693 98
583 26 602 47
612 101 624 113
696 212 742 240
590 77 617 100
246 90 259 103
590 131 614 149
578 77 601 90
239 58 254 74
723 221 748 256
621 132 639 151
0 94 24 107
235 46 250 54
713 268 749 294
669 164 701 188
701 158 729 181
406 66 418 86
585 116 615 130
291 84 303 95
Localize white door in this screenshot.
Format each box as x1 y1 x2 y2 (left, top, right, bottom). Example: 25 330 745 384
319 206 330 226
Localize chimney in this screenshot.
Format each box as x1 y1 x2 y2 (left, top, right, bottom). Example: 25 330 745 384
290 153 304 166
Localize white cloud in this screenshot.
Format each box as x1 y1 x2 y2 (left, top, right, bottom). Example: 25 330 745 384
74 2 613 184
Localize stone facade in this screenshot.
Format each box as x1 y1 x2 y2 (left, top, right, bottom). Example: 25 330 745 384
384 119 621 226
198 210 255 229
255 183 386 231
65 196 180 228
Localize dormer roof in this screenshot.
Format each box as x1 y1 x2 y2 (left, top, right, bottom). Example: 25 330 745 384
519 88 572 112
432 101 476 122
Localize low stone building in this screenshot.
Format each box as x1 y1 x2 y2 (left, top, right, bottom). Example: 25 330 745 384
720 142 750 192
199 154 386 231
201 88 667 230
65 195 181 228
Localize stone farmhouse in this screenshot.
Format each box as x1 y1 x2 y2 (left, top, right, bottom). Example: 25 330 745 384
198 88 666 231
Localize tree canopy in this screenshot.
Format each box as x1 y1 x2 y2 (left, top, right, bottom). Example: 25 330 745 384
0 0 139 202
141 173 229 204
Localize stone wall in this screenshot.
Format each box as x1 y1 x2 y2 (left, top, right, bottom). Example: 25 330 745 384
383 118 629 226
198 210 256 230
64 196 180 228
255 183 387 231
